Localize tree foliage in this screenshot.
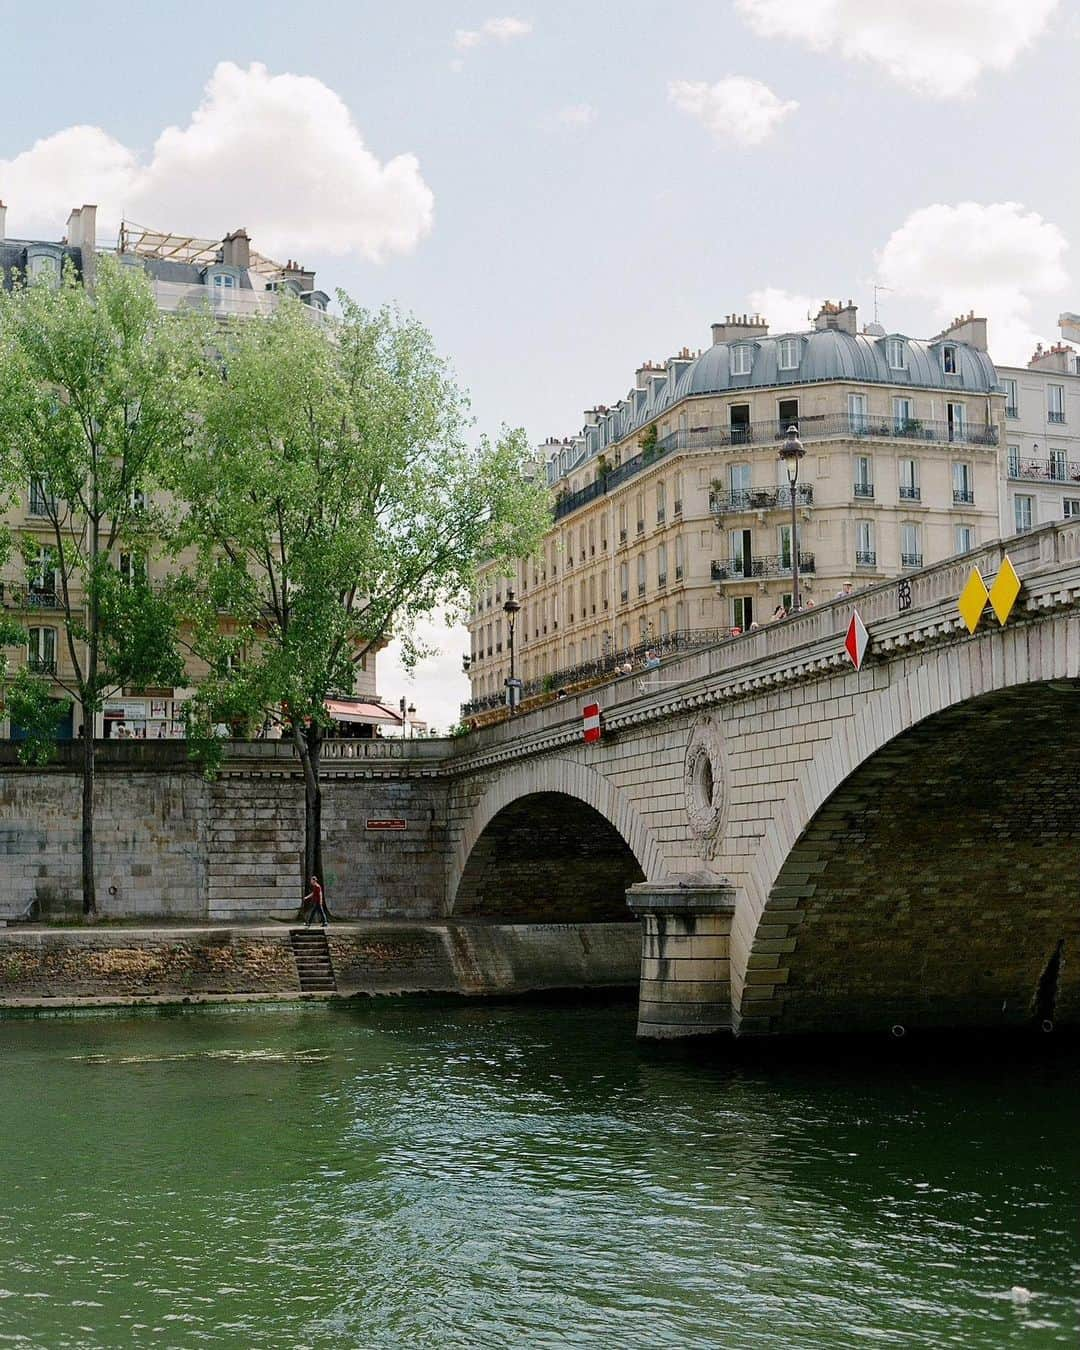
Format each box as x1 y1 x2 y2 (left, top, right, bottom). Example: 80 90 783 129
172 295 549 884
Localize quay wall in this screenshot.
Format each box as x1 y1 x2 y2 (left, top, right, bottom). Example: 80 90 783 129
0 744 452 922
0 922 640 1007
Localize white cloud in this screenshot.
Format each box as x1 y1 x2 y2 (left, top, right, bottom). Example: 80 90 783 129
0 62 434 263
877 201 1069 363
454 16 532 50
556 102 597 128
735 0 1060 99
668 77 798 147
748 287 818 333
381 618 470 736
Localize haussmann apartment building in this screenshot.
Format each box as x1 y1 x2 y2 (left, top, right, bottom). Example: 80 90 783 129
466 301 1006 713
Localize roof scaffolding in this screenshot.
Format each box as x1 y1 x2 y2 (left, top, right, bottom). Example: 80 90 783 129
117 220 286 280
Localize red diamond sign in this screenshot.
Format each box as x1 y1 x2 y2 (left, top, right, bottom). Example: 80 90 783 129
844 610 869 670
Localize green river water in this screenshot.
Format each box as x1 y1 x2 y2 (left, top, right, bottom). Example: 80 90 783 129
0 999 1076 1349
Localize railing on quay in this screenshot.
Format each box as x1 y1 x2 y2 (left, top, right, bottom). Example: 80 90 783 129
460 627 734 718
711 552 816 581
709 484 814 514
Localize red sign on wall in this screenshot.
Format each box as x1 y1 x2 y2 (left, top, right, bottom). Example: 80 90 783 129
366 819 407 831
582 702 602 743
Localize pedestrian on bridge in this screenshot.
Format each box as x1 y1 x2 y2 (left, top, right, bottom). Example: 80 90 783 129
302 875 330 928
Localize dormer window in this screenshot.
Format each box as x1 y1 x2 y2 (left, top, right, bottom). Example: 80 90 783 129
942 344 957 375
731 345 753 376
27 245 63 287
213 273 236 289
778 338 800 371
887 338 907 370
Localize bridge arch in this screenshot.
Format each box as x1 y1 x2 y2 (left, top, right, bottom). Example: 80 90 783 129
734 622 1080 1034
449 757 665 921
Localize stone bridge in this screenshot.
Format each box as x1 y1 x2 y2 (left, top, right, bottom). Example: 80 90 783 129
4 523 1080 1039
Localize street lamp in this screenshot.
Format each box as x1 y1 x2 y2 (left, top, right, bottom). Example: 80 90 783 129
779 426 806 612
399 696 416 740
503 584 521 715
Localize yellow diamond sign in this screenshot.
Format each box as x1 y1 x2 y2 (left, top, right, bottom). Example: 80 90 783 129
957 567 989 634
988 554 1021 625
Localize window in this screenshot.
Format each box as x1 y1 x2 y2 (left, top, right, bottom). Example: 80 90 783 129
27 626 57 675
29 547 55 596
29 254 59 284
1064 499 1080 519
899 458 920 500
28 478 55 516
728 462 751 508
887 338 906 369
730 528 752 577
778 523 799 570
1002 378 1018 417
955 526 974 554
657 543 668 587
731 345 753 376
636 493 645 535
656 481 666 524
618 503 628 543
1048 385 1065 423
947 402 967 442
659 610 669 638
856 520 875 566
1008 444 1021 477
893 397 915 433
900 523 922 568
637 555 646 597
732 596 753 630
848 393 868 432
1050 446 1068 481
778 397 799 431
1014 495 1034 533
212 272 237 289
619 562 629 605
729 404 751 443
675 535 686 581
119 553 147 587
675 601 686 631
942 345 957 375
952 461 974 503
778 338 800 371
854 455 874 497
673 472 684 515
620 623 630 651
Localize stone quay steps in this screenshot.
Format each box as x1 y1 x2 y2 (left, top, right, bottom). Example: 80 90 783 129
288 929 338 993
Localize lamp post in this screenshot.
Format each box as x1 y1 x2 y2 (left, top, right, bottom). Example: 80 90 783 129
779 426 806 612
503 584 521 715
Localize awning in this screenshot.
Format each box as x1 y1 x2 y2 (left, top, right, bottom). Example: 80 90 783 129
325 699 403 725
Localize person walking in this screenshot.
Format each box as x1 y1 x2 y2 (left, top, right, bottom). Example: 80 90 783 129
302 874 329 928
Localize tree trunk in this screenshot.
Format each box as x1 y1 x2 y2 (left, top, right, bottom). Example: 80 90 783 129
81 711 97 917
293 721 324 891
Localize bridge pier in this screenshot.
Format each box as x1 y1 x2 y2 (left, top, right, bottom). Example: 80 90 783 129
627 879 737 1039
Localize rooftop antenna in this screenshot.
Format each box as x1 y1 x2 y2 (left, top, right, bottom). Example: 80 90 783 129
873 283 892 326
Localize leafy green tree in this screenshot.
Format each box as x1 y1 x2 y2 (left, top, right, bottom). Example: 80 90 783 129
173 296 548 891
0 257 196 915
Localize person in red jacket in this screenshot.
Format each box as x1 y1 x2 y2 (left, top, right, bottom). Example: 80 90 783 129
302 875 329 928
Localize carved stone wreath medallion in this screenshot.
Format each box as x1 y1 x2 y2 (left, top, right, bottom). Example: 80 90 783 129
683 715 726 842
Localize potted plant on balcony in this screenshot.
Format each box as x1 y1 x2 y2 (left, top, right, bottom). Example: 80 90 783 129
638 424 658 463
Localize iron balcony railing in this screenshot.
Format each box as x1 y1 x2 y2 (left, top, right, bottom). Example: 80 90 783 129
28 656 57 675
1008 457 1080 482
550 412 998 523
855 550 877 566
4 584 62 610
953 489 975 504
901 552 924 568
899 484 921 500
711 552 816 581
709 484 814 514
1048 411 1066 424
659 413 998 454
1006 405 1019 418
460 627 735 717
853 482 875 497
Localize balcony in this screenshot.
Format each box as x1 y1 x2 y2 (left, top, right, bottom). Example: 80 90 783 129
853 482 875 498
1006 405 1019 418
28 656 56 675
1049 411 1066 424
709 484 814 515
6 585 61 610
1008 457 1080 482
953 489 975 504
549 410 998 524
899 485 921 500
901 552 923 569
855 550 877 567
711 552 816 581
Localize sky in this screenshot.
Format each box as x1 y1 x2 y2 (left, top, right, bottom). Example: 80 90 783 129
1 0 1077 729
